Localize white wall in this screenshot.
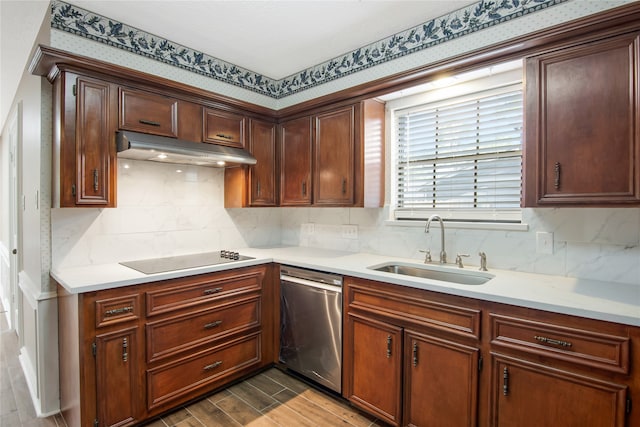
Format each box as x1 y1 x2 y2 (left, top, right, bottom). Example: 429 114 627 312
0 5 58 416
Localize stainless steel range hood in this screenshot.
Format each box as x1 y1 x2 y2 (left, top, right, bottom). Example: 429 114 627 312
116 131 256 167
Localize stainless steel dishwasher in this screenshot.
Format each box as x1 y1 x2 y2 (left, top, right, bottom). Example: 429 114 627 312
279 265 343 393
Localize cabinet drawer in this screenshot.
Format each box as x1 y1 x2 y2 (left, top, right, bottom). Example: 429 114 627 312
119 88 178 137
95 294 141 328
490 314 630 374
348 281 480 340
147 332 261 409
203 108 245 148
146 267 265 316
146 296 261 362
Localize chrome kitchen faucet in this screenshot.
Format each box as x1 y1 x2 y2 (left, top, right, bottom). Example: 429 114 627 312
425 214 446 264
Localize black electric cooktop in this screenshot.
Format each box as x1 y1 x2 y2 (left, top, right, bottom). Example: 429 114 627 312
119 250 254 274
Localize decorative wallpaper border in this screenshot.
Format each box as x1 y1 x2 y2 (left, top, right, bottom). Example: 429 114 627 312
51 0 565 99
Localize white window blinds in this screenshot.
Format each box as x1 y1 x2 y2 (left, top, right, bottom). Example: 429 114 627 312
394 84 523 222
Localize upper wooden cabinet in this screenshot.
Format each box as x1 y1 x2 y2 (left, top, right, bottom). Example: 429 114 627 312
224 118 278 207
523 31 640 206
203 108 246 148
279 117 312 206
119 87 178 138
278 99 385 207
314 106 356 205
248 119 277 206
54 71 117 208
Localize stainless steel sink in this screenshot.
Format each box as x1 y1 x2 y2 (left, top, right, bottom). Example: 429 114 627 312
368 262 493 285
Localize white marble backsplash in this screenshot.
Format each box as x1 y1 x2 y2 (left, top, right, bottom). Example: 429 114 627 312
51 160 280 269
51 161 640 286
281 206 640 287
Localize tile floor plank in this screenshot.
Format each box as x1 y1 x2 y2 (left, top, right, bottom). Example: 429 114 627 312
186 398 240 427
272 388 351 426
262 369 310 394
161 407 192 426
215 394 279 427
245 372 286 397
227 381 277 412
298 388 377 427
258 401 316 427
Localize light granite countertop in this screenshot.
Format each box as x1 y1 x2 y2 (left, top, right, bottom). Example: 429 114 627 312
51 246 640 327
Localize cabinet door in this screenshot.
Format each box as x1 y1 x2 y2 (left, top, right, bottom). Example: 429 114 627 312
74 76 115 206
248 119 277 206
95 327 140 427
404 331 479 427
491 355 628 427
280 117 312 205
203 108 245 148
314 106 355 205
119 88 178 137
346 313 402 426
524 33 640 206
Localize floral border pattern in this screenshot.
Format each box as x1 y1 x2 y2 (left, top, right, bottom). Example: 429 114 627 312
51 0 565 99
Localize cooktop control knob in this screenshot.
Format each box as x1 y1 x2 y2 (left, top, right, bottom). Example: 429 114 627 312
220 250 240 260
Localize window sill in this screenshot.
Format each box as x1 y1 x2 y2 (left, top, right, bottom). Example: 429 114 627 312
384 219 529 232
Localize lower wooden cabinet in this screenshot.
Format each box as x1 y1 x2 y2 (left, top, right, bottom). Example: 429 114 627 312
56 264 275 427
347 313 402 425
95 327 142 427
491 354 628 427
344 276 638 427
343 277 481 427
404 331 479 427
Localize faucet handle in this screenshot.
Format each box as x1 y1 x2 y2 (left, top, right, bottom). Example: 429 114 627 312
419 249 432 263
479 252 488 271
455 253 470 268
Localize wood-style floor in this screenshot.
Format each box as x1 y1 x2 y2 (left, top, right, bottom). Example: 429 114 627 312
1 306 382 427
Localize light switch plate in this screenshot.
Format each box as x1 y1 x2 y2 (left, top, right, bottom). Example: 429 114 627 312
342 225 358 239
301 223 315 235
536 231 554 255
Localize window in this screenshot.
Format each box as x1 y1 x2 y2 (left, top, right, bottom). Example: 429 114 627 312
390 72 523 223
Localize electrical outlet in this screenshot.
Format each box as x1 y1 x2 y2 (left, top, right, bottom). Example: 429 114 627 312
536 231 554 255
301 223 315 235
342 225 358 240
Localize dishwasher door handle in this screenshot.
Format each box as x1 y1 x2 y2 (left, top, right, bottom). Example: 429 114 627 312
280 275 342 292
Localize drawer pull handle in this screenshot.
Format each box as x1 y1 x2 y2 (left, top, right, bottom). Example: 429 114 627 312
203 287 223 295
386 335 392 358
139 119 161 127
412 341 418 367
554 162 561 190
534 335 572 348
122 337 128 362
203 361 223 371
216 133 233 140
93 169 99 192
204 320 222 329
503 367 509 396
105 306 133 316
